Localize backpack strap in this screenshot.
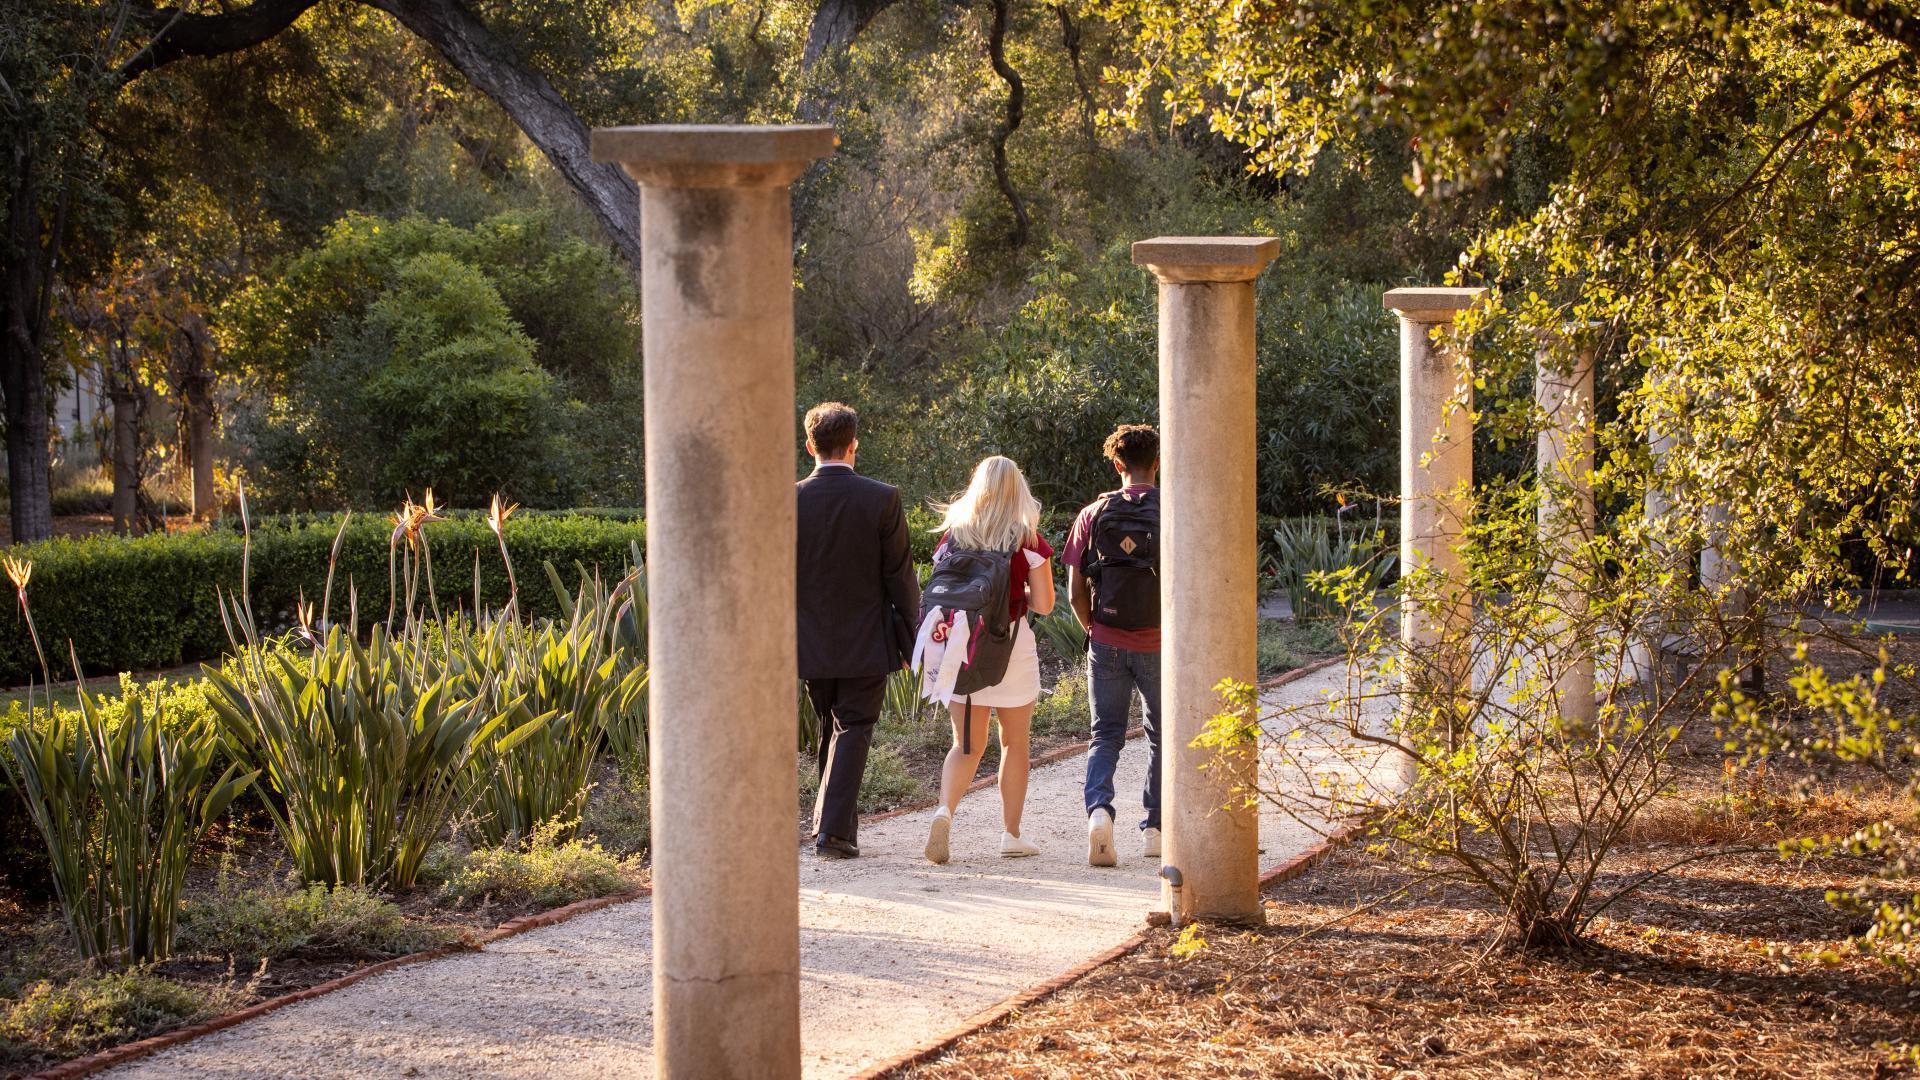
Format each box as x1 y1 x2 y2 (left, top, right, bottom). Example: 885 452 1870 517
1081 490 1123 576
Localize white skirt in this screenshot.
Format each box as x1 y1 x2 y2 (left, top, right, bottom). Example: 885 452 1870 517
955 621 1040 709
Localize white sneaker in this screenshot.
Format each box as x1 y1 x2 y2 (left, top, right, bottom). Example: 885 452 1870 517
1087 810 1117 867
1000 832 1039 858
1142 826 1162 859
925 808 951 865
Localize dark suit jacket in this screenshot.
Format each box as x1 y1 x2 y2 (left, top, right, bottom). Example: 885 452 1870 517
796 465 922 679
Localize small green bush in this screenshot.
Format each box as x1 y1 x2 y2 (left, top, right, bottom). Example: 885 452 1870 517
176 884 453 966
48 474 113 517
5 690 254 962
205 623 508 891
0 676 223 897
857 744 928 811
462 569 647 847
1265 516 1397 619
798 741 931 814
1032 671 1091 737
0 513 645 685
425 820 637 909
579 764 650 857
1 970 239 1063
1031 607 1088 662
1256 618 1343 677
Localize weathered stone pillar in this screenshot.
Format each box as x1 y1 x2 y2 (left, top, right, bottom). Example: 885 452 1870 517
1634 363 1681 685
1132 236 1278 925
1536 333 1597 726
592 124 834 1079
1384 288 1485 719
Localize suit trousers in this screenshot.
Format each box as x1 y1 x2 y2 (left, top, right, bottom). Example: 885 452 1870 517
806 674 889 844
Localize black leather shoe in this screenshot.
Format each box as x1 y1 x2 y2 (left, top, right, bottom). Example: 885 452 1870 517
814 835 859 859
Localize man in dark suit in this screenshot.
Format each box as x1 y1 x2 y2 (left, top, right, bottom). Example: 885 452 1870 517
797 402 921 859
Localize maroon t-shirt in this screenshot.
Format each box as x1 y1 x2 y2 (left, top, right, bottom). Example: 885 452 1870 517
1063 486 1161 652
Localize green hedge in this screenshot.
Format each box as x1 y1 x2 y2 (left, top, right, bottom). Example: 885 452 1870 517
0 515 646 687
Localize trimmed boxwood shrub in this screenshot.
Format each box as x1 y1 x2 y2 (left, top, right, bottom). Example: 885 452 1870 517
0 514 646 688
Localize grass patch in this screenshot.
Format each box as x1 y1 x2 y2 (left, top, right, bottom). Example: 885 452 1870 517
876 707 949 758
1256 618 1342 678
859 744 929 810
1031 672 1090 738
423 820 638 909
1 969 244 1065
579 763 650 857
176 883 453 966
800 742 932 813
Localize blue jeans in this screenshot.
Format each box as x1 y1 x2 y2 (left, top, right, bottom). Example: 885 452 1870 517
1083 640 1163 831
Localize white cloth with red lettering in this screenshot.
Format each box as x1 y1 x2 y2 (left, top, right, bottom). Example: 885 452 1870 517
911 605 971 706
909 544 1048 710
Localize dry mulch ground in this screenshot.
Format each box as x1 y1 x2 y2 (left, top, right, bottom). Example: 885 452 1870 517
902 637 1920 1079
902 842 1919 1079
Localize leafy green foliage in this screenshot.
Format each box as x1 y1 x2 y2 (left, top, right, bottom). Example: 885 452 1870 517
881 665 938 732
459 568 648 847
199 491 648 888
0 675 224 896
224 211 642 509
797 742 930 814
3 685 255 962
578 762 650 858
1729 648 1920 982
1031 604 1089 662
856 744 930 811
1031 670 1091 738
1264 517 1396 621
0 513 645 686
424 819 637 909
203 621 512 891
1247 481 1759 951
176 883 453 967
1 969 240 1064
1254 619 1343 679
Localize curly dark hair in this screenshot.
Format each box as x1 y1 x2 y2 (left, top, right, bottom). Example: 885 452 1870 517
1102 423 1159 473
804 402 858 457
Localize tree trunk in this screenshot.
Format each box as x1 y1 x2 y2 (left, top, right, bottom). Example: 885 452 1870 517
188 382 215 520
4 138 55 545
109 386 139 536
986 0 1031 247
175 315 219 519
2 343 54 545
800 0 903 76
364 0 642 271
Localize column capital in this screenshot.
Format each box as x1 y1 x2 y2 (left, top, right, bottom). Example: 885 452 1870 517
591 124 836 188
1132 236 1280 283
1384 286 1488 323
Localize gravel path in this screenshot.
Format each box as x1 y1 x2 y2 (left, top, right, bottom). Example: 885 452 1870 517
109 664 1361 1080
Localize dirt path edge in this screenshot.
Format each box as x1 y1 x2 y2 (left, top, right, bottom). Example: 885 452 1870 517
26 889 649 1080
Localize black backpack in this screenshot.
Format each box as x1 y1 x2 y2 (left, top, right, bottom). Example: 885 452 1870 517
1083 489 1159 630
922 544 1020 752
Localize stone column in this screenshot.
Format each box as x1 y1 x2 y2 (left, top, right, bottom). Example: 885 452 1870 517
1536 333 1597 727
1635 363 1681 685
1132 236 1279 925
1384 288 1485 721
592 124 834 1080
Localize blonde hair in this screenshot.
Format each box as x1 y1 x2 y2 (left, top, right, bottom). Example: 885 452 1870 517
934 456 1040 552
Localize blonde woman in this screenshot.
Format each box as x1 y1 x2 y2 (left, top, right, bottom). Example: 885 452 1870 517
921 456 1056 863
